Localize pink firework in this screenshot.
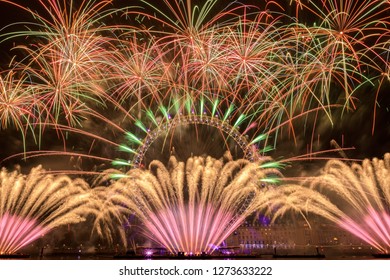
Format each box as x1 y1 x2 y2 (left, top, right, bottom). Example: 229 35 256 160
0 213 48 255
93 154 281 254
339 208 390 253
143 204 242 254
0 165 93 255
267 153 390 254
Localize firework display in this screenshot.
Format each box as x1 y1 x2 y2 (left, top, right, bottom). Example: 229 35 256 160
111 95 276 170
265 154 390 254
93 153 281 254
0 165 92 255
1 0 388 155
0 0 389 257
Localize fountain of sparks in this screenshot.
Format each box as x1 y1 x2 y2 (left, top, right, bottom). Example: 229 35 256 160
94 153 281 255
0 165 92 255
267 153 390 254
